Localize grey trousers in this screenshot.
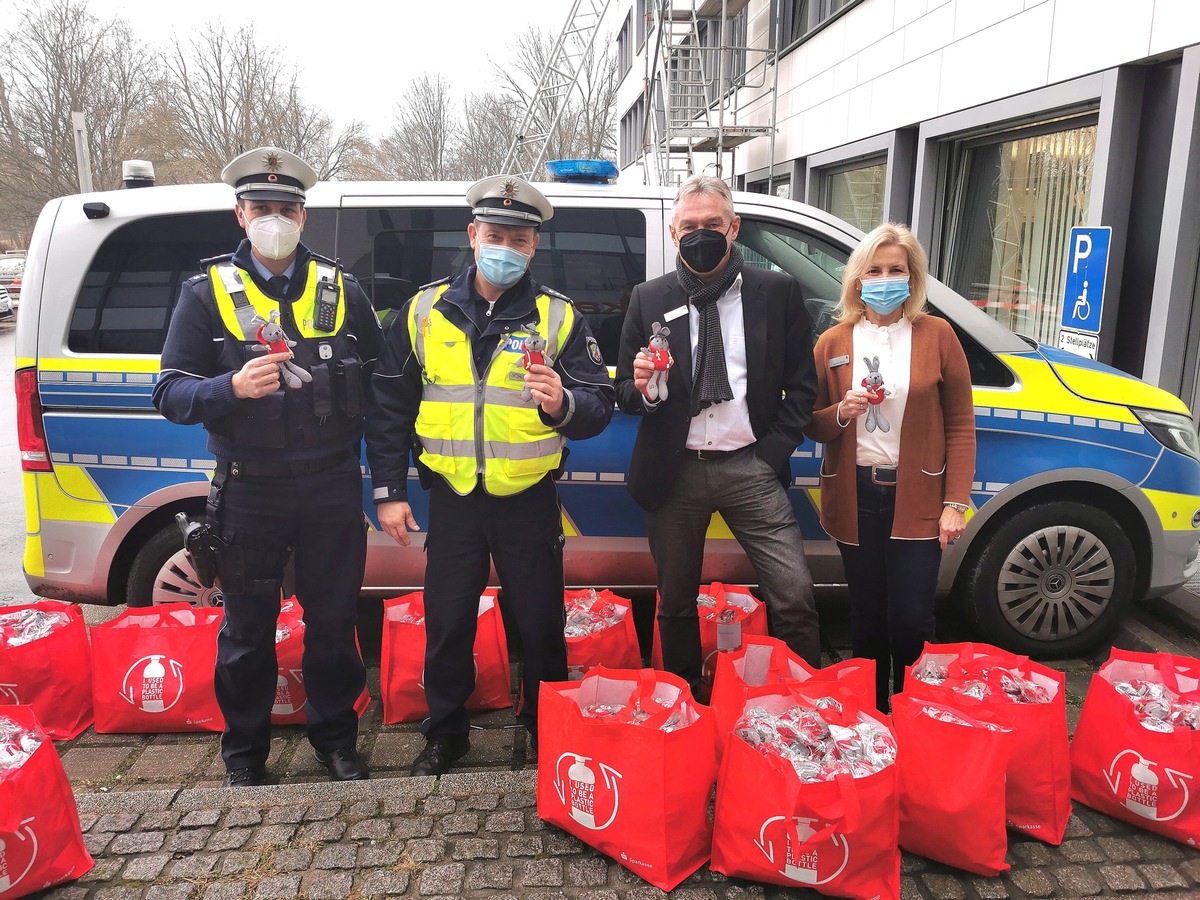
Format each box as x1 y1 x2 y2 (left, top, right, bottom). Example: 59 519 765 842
647 447 821 687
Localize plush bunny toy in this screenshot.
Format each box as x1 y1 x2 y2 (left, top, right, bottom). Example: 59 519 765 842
253 310 312 389
521 329 548 402
861 355 891 433
645 321 673 402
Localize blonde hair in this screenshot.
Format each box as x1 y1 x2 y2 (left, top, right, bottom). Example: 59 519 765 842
836 222 929 324
673 175 736 222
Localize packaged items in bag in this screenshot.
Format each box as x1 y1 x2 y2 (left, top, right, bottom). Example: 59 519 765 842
0 600 94 740
711 684 900 899
904 642 1071 844
0 707 94 897
380 590 512 724
651 583 769 685
891 694 1011 876
270 598 371 725
537 667 716 891
563 589 642 678
1070 648 1200 846
91 602 224 733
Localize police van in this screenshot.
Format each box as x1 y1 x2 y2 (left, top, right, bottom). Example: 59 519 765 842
15 165 1200 656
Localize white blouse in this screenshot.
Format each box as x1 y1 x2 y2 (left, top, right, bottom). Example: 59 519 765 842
851 317 912 467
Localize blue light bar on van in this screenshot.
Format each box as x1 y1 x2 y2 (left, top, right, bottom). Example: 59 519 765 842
545 159 619 184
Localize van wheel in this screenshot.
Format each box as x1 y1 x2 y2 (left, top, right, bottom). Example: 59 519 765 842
126 523 225 608
963 501 1135 657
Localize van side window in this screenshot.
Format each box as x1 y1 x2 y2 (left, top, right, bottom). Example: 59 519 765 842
338 207 647 364
734 217 849 339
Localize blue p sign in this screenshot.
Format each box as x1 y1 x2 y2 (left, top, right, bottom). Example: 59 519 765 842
1061 227 1111 334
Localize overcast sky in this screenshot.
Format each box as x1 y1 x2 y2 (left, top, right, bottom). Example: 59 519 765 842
69 0 598 137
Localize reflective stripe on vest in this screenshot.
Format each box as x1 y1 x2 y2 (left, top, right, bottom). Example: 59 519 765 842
210 260 344 339
409 283 574 497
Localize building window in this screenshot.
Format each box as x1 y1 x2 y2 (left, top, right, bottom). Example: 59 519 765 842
637 0 652 50
620 96 647 168
940 116 1098 344
617 11 633 79
821 157 887 233
776 0 860 50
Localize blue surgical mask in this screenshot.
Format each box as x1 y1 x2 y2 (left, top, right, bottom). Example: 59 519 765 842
476 243 531 289
860 275 910 316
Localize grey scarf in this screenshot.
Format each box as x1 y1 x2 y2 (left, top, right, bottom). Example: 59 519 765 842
676 245 743 417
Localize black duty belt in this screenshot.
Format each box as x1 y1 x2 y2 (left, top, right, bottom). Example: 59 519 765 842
225 450 354 479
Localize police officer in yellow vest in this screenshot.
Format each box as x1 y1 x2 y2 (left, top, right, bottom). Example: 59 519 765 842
154 147 382 787
366 175 615 776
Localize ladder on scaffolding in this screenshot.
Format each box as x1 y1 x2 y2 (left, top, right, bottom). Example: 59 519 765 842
502 0 616 180
640 0 777 187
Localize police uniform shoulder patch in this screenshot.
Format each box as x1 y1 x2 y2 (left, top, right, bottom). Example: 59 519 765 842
586 336 603 366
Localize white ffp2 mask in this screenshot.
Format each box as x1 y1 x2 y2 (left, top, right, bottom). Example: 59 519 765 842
246 214 301 260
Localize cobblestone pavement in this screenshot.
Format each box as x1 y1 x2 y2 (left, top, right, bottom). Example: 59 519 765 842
21 592 1200 899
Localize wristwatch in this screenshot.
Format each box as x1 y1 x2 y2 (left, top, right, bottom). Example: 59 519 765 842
943 501 969 512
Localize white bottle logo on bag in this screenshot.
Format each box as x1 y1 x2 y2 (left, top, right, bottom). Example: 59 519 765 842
568 755 597 828
121 655 185 712
783 817 820 884
273 671 294 715
1126 760 1160 817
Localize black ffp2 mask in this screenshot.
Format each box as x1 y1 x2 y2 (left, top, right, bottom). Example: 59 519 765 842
678 229 729 274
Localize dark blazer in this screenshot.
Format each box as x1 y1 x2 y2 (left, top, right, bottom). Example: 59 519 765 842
614 267 817 511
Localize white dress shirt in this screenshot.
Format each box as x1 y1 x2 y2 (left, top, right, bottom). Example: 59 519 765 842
685 274 757 451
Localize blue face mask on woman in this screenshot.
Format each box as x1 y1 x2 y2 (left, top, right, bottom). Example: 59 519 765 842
477 243 531 290
860 275 910 316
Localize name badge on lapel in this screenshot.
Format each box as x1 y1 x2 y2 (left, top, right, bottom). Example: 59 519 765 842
830 355 850 368
663 305 688 323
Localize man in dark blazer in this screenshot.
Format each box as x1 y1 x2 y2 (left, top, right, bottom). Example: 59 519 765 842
615 176 821 687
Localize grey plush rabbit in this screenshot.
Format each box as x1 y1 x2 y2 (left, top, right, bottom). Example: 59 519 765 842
644 321 673 402
862 355 891 433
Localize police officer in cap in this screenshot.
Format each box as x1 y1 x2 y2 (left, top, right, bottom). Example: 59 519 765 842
154 147 382 786
366 175 615 776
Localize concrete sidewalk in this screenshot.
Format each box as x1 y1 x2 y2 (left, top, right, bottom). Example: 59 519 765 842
22 593 1200 899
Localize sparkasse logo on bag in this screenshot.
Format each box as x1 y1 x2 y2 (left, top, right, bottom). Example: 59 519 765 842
1104 749 1194 823
553 752 623 831
0 816 38 893
755 815 849 886
121 654 185 713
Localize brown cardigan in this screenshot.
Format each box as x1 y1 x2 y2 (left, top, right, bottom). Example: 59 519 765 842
804 316 976 544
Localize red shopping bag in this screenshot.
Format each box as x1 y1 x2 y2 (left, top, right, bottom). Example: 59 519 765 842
891 693 1011 876
564 589 642 678
710 684 900 899
904 641 1071 845
710 635 874 759
270 599 371 725
90 603 224 733
0 600 93 740
0 707 94 897
1070 648 1200 846
651 583 769 684
536 667 716 891
380 590 512 724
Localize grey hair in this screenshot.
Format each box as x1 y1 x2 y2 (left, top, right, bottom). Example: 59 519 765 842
673 176 736 221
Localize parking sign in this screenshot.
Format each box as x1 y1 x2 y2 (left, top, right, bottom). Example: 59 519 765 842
1059 226 1111 359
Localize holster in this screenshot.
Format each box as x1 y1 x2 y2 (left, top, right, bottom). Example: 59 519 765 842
175 513 220 589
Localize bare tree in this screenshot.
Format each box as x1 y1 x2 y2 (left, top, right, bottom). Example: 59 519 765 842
0 0 154 243
376 74 462 181
138 26 369 184
456 91 522 180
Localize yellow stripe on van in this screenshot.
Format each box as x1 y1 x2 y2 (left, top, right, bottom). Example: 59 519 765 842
982 356 1139 423
15 356 35 369
23 472 44 577
806 487 822 515
561 507 580 538
706 513 735 540
37 357 161 374
1140 488 1200 531
38 466 116 524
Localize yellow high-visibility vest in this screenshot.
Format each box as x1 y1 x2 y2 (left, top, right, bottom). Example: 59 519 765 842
409 283 573 496
209 260 346 340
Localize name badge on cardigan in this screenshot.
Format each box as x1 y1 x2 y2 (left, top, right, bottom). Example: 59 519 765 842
830 355 850 367
663 305 688 323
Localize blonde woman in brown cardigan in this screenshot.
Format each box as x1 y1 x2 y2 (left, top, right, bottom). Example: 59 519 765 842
805 223 976 711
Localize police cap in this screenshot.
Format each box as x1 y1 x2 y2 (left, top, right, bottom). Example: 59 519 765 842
221 146 317 203
466 174 554 227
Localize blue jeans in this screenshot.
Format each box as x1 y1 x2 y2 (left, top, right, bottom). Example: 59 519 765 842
837 466 942 711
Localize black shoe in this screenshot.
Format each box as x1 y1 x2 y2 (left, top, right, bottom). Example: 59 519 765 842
224 767 266 787
314 747 370 782
410 735 470 777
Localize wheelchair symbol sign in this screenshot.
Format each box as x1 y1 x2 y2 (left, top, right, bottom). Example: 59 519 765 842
1061 227 1111 334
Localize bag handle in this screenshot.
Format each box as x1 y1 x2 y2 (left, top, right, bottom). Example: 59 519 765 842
789 772 861 847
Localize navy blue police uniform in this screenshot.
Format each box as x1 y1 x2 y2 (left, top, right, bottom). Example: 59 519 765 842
154 149 382 783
